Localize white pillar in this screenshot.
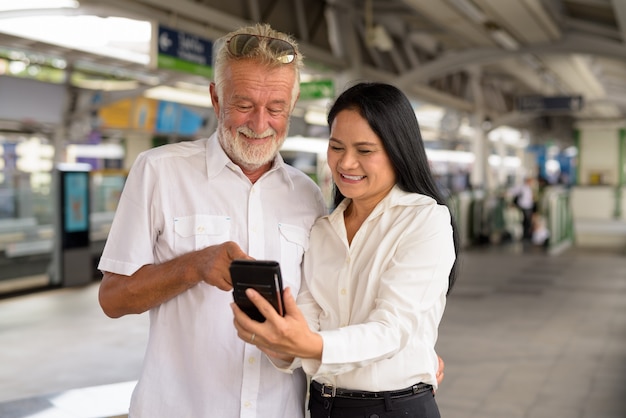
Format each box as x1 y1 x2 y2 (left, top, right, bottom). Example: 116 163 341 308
124 133 153 169
495 132 508 187
467 66 489 190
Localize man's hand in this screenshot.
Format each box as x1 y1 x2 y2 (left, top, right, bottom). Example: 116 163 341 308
99 241 250 317
196 241 250 291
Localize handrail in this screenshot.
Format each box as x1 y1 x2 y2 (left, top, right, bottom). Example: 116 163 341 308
452 186 574 253
543 187 574 254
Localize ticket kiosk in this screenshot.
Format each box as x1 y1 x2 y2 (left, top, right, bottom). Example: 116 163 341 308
50 163 92 287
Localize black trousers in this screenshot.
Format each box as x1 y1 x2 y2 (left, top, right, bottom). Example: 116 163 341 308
308 383 440 418
521 207 534 239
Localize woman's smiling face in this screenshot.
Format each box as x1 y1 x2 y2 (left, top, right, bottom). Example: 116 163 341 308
327 109 396 206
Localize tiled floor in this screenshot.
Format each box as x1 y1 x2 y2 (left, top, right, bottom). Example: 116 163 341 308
436 244 626 418
1 243 625 417
0 283 147 417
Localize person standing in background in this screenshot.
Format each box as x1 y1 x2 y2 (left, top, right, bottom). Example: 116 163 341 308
512 176 535 241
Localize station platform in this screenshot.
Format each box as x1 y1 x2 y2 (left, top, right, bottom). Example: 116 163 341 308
0 243 625 418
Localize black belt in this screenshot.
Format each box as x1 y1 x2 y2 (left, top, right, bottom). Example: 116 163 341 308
311 380 433 400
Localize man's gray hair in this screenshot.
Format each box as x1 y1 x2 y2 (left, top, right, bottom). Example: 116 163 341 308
212 23 303 109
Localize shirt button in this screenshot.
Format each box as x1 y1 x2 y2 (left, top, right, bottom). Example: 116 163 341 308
196 226 205 233
244 401 251 408
248 356 256 364
340 288 347 295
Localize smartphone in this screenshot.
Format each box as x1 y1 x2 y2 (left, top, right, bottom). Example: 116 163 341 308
230 259 284 322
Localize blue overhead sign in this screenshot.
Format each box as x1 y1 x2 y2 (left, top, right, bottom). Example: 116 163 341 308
516 95 584 112
154 24 213 78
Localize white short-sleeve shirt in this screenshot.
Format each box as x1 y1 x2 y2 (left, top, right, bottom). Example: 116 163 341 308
98 133 327 418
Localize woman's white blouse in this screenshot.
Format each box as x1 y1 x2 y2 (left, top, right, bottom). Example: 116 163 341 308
299 186 456 392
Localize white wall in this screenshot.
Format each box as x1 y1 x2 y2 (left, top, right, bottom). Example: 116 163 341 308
576 122 622 186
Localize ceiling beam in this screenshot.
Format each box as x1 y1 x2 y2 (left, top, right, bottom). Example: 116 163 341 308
293 0 310 42
610 0 626 43
120 0 248 31
395 33 626 87
246 0 261 23
361 66 476 113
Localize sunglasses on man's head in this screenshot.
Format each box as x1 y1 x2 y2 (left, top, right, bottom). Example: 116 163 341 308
226 34 297 64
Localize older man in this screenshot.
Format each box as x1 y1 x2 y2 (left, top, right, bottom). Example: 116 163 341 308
98 23 326 417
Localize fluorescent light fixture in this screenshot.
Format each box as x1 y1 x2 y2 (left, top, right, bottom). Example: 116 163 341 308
66 143 125 160
0 0 79 11
426 149 475 165
15 136 54 158
488 126 528 147
424 148 521 168
0 15 151 64
15 137 54 173
174 81 210 92
16 157 53 172
144 86 213 108
73 78 139 91
8 60 27 74
488 155 521 168
56 162 92 171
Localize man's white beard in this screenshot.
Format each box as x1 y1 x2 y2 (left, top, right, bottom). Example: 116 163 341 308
218 120 288 171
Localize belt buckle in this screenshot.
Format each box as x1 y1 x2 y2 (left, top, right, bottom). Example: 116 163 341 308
411 383 430 395
321 384 336 398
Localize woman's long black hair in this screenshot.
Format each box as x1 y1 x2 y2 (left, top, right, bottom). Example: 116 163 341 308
327 82 459 292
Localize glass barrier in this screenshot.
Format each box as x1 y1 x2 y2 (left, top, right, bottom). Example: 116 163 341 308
0 165 126 288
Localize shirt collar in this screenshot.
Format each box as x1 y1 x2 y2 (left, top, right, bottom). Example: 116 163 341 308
328 185 437 223
205 132 294 189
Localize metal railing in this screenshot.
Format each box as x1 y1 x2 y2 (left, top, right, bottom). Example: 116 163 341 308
451 186 574 253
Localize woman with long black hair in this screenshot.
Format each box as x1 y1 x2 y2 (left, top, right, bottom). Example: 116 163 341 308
233 82 459 418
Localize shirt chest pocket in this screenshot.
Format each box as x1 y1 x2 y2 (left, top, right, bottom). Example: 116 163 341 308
278 223 309 289
174 215 231 253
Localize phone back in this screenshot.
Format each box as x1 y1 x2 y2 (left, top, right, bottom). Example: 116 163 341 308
230 260 284 322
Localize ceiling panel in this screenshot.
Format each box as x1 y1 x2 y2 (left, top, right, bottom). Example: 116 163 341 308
1 0 626 143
